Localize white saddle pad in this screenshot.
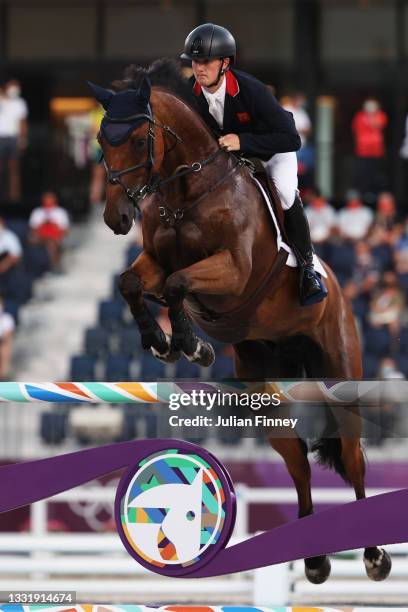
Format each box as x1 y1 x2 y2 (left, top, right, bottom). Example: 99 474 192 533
253 177 327 278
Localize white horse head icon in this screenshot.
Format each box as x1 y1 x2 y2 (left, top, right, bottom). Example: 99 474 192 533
127 468 203 563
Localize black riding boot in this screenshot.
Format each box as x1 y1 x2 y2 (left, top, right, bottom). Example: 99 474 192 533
284 194 328 306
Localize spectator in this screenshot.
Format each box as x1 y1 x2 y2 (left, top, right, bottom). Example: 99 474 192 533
305 190 337 244
0 217 23 295
283 93 312 149
400 113 408 161
343 240 380 322
337 191 374 241
351 98 388 204
283 92 314 189
0 295 15 379
393 218 408 294
353 240 380 288
374 192 397 232
28 191 70 271
0 217 22 271
378 357 405 379
0 79 28 201
400 113 408 204
368 271 405 338
88 102 105 207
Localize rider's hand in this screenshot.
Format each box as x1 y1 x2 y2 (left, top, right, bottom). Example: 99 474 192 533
219 134 240 152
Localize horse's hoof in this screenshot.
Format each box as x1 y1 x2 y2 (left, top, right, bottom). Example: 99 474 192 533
304 555 331 584
151 334 182 364
185 339 215 368
152 347 182 364
364 548 392 581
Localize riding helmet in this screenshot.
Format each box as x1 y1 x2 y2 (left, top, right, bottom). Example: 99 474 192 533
181 23 236 63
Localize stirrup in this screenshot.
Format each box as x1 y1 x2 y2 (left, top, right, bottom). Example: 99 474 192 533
300 266 328 306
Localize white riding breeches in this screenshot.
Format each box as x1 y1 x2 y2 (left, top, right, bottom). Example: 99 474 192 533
264 151 298 210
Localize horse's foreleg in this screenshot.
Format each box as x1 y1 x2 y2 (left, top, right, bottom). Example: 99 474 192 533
163 250 250 366
119 251 177 361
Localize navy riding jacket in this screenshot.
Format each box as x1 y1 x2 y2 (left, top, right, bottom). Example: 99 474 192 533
190 69 301 161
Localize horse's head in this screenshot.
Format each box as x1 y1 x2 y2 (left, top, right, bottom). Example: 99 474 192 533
88 76 165 234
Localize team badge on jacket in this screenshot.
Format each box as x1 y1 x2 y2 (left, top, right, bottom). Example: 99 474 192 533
236 111 251 123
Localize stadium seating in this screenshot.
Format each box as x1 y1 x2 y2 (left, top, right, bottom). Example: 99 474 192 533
327 242 356 286
99 299 124 330
362 353 380 378
175 359 200 378
364 325 392 357
70 355 97 380
24 243 51 278
84 326 110 358
104 354 131 381
126 243 143 268
117 327 143 358
140 352 165 380
40 411 68 444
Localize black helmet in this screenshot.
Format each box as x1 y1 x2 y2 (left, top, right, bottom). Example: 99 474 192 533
181 23 236 63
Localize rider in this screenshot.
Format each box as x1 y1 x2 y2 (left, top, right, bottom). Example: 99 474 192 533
181 23 327 306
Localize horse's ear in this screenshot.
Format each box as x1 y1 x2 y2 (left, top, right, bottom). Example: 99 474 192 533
87 81 114 110
138 76 151 106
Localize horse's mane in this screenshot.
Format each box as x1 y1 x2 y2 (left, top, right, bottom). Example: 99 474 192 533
112 58 193 104
111 58 218 145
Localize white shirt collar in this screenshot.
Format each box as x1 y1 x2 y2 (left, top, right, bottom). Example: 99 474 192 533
201 77 226 128
201 75 226 104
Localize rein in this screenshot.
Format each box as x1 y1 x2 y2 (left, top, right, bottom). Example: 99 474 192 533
157 151 243 227
102 109 240 222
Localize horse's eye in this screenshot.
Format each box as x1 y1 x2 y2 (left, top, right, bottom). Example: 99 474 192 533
134 138 146 150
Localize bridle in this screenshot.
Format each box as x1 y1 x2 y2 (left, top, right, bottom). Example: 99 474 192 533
101 106 181 212
101 106 243 221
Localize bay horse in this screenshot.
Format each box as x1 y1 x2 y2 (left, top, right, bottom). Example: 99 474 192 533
90 59 391 584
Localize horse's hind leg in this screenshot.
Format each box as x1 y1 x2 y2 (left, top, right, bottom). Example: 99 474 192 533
311 303 391 582
270 435 331 584
119 251 180 362
340 435 391 581
234 339 331 584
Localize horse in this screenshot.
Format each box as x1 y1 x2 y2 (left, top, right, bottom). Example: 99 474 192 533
89 58 391 584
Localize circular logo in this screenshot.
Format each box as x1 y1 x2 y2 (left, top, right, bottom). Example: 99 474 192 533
115 444 235 576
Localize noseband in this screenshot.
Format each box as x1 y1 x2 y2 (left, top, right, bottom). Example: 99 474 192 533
101 106 183 212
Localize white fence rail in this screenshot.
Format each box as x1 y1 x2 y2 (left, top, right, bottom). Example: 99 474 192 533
0 485 407 605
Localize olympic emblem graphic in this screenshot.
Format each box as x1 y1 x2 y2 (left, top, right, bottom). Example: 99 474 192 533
1 437 408 580
115 446 236 576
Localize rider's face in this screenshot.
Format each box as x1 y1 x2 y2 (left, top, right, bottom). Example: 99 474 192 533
192 58 229 90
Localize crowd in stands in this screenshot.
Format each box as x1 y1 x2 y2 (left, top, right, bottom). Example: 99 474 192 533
0 190 70 378
304 189 407 379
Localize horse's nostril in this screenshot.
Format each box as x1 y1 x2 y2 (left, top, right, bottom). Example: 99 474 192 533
121 213 129 227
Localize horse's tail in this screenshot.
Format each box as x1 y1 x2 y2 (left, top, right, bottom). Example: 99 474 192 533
311 437 349 483
311 408 357 484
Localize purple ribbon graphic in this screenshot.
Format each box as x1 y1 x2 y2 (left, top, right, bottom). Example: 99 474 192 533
0 438 407 577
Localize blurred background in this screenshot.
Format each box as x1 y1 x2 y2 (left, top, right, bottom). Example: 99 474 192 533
0 0 408 605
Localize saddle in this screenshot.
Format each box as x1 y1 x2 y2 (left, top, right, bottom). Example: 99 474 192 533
242 156 287 241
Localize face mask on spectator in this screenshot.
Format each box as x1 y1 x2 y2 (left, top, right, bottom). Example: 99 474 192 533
6 86 21 99
363 100 379 113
